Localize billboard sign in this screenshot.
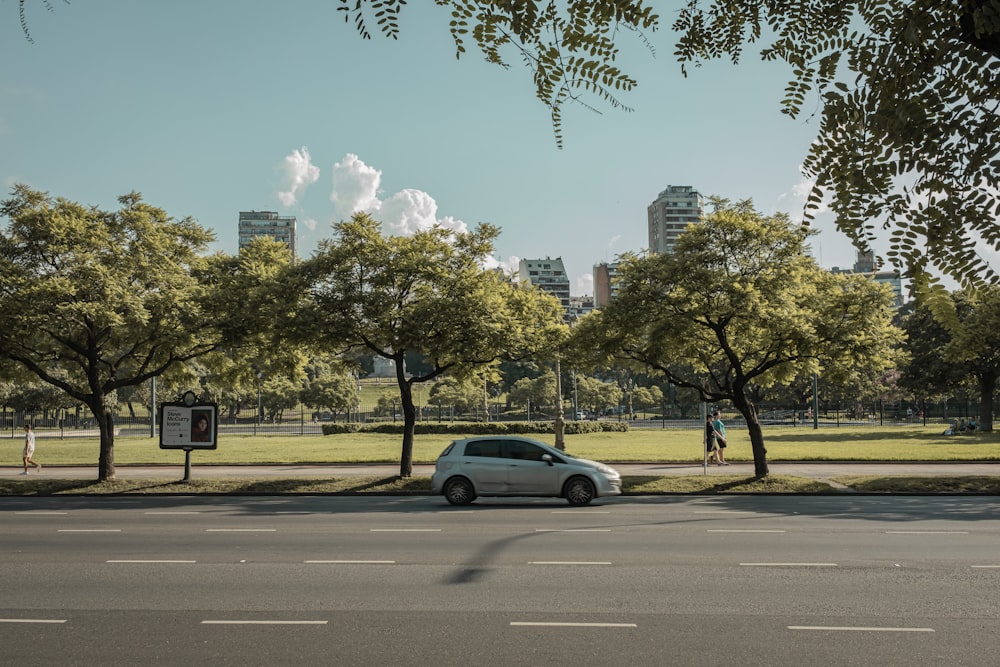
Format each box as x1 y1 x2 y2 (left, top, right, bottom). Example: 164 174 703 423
159 394 218 450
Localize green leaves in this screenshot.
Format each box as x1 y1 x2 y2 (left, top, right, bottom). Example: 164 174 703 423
341 0 999 287
572 200 900 402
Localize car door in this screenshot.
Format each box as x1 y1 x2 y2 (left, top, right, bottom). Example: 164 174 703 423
504 440 561 494
460 439 508 492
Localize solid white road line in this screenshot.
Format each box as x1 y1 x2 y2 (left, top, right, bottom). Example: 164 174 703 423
205 529 276 532
886 530 969 534
510 622 636 628
58 529 121 532
788 626 934 633
15 511 68 515
550 511 611 514
741 562 838 567
370 528 441 532
535 529 611 532
971 565 1000 568
201 620 328 625
304 560 396 564
0 619 67 624
529 561 612 565
145 511 200 515
106 560 197 563
708 529 786 533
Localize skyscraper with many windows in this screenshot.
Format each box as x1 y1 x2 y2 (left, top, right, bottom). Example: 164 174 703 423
238 211 297 259
518 257 571 316
647 185 704 254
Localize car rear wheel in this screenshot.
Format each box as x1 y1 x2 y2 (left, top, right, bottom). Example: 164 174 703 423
564 476 596 506
443 477 476 505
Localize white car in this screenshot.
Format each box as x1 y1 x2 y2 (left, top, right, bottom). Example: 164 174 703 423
430 435 622 506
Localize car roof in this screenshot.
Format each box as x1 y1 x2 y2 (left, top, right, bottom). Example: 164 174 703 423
454 435 550 446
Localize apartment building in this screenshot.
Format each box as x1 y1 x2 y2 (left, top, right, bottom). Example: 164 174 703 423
647 185 704 254
238 211 297 259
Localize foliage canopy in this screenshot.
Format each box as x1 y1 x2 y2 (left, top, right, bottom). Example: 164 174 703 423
570 199 902 476
336 0 1000 289
0 186 229 480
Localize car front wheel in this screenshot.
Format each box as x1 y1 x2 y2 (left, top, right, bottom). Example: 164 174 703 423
564 477 596 506
443 477 476 506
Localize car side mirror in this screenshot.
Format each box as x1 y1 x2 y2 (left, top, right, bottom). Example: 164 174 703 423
541 454 554 466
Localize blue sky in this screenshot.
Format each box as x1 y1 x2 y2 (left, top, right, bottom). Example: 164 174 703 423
2 1 866 296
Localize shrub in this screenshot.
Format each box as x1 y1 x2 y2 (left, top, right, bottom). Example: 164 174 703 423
321 421 629 436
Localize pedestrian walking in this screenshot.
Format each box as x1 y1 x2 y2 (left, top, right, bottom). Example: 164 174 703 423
705 414 720 465
23 424 41 474
712 409 729 465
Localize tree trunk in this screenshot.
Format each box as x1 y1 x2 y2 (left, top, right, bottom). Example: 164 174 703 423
396 361 416 478
94 400 116 482
978 371 995 432
745 418 769 477
732 392 768 477
482 380 490 423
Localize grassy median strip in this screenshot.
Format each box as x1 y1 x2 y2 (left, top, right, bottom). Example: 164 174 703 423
6 424 1000 465
1 474 998 496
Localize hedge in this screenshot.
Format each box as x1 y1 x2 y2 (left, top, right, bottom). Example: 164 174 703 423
321 421 629 436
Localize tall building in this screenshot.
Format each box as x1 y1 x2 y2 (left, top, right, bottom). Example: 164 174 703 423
647 185 704 254
238 211 297 259
567 295 595 324
593 261 620 308
832 249 905 308
519 257 571 314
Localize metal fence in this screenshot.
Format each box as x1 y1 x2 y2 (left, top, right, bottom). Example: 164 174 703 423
2 394 990 440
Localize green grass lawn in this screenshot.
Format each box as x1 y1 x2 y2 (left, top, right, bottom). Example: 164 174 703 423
8 424 997 466
4 424 998 496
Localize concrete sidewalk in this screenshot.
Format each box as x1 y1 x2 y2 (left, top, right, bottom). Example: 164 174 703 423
2 461 997 480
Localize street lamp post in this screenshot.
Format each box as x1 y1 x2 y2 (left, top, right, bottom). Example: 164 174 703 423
554 357 565 450
255 370 263 435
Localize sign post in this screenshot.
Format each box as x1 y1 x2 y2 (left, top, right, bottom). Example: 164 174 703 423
158 391 218 481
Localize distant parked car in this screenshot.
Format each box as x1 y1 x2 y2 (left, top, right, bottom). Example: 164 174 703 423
430 436 622 506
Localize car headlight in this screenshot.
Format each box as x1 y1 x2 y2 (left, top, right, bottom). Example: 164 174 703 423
596 465 618 476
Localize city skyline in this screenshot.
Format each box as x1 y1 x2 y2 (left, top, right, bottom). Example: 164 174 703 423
4 2 885 297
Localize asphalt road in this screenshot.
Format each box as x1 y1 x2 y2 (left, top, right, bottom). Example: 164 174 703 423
2 461 998 480
2 495 998 666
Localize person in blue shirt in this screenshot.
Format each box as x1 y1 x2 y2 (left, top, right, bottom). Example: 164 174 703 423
712 409 729 466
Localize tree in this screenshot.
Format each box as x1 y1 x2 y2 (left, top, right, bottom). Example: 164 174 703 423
301 358 360 421
427 376 478 416
290 212 567 477
0 186 231 481
632 385 663 416
335 0 1000 289
570 199 902 477
574 376 622 417
900 288 1000 431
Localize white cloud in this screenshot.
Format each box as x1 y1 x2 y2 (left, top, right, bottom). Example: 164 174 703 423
330 153 382 220
776 171 829 222
380 189 468 236
575 273 593 297
276 147 320 207
481 254 520 274
302 217 319 232
328 154 469 236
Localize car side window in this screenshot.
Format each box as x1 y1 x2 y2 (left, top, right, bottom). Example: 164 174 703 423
508 441 547 461
464 440 503 458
